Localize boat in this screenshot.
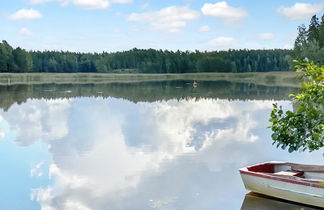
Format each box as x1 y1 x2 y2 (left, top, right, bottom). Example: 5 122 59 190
192 81 198 88
239 161 324 208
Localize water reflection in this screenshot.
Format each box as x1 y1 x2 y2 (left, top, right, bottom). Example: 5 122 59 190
0 81 296 111
241 193 321 210
0 81 322 210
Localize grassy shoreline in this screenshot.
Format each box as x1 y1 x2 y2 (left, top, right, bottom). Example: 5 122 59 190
0 71 302 87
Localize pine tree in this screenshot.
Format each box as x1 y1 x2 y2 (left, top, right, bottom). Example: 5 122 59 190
319 14 324 48
307 15 320 43
294 24 307 52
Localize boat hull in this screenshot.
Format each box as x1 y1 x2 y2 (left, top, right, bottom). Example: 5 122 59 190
240 171 324 208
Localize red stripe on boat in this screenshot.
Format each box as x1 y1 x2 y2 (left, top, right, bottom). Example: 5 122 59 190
240 169 324 189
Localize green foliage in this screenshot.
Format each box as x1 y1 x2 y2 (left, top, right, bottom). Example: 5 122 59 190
269 61 324 152
294 14 324 65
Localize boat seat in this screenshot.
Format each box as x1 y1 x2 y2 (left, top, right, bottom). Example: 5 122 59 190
274 170 304 177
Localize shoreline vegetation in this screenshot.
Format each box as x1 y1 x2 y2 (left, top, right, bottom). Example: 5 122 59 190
0 71 302 87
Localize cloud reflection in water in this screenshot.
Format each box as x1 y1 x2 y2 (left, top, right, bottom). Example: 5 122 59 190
1 97 322 210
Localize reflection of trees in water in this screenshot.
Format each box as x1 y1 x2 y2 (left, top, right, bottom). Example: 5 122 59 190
241 193 320 210
0 81 297 111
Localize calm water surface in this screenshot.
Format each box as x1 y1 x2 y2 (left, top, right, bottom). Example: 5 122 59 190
0 81 322 210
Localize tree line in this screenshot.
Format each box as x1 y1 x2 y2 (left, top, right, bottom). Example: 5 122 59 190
0 40 291 74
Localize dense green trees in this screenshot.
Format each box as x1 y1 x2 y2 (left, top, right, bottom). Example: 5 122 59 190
29 48 291 73
13 47 33 73
0 42 33 73
294 14 324 64
0 41 15 72
0 40 291 74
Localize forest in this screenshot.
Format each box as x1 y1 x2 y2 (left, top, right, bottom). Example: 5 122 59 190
0 41 291 74
0 14 323 74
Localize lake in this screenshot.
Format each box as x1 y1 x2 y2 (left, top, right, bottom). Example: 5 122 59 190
0 80 322 210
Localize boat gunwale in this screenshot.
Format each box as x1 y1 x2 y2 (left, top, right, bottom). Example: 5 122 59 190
239 162 324 189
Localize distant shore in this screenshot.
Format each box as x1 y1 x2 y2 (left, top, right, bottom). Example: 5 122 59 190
0 72 302 87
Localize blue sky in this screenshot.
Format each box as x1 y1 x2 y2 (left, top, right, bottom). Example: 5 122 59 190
1 0 324 52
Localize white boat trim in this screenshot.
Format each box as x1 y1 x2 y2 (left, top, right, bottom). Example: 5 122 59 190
268 185 324 199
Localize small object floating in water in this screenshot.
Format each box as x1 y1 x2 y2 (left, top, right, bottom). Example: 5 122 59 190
239 161 324 208
64 90 72 93
192 81 198 88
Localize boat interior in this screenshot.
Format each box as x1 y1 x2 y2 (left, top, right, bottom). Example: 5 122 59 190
246 162 324 182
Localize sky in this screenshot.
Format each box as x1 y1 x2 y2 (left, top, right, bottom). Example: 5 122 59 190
1 0 324 52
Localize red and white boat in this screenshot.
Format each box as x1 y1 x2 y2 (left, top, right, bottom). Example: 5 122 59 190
239 161 324 208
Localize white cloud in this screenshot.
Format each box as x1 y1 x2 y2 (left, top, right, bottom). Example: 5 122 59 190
30 161 45 177
30 0 131 9
258 33 275 40
128 6 199 33
201 1 248 25
111 0 132 3
72 0 109 9
30 188 54 210
0 132 5 139
9 9 42 21
31 0 109 9
277 3 324 20
19 27 33 36
208 36 237 48
199 25 211 32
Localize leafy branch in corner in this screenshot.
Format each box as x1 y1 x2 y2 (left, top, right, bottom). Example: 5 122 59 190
269 61 324 153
